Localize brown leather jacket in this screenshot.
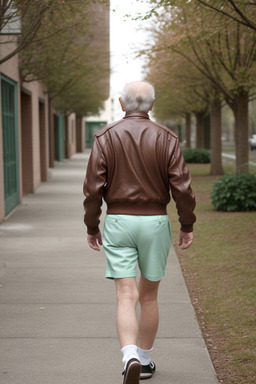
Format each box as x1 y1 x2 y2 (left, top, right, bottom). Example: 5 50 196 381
83 111 196 235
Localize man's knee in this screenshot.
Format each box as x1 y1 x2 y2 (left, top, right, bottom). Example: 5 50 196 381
139 277 160 304
139 291 157 305
115 278 139 304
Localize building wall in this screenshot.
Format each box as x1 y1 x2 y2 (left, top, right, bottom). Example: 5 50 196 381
39 97 49 181
0 36 49 221
0 35 21 222
0 37 20 81
21 81 49 193
66 113 76 158
0 80 4 223
0 1 110 222
79 117 86 153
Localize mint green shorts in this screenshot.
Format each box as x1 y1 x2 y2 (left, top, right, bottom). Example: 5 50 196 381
102 214 172 282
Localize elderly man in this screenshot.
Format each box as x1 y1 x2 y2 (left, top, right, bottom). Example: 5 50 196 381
83 81 196 384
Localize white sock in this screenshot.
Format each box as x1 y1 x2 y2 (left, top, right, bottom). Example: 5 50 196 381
121 345 139 368
138 347 153 366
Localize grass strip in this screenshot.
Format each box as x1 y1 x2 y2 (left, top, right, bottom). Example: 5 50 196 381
168 164 256 384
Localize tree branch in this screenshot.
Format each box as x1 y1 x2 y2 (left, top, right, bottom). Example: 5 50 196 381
196 0 256 31
228 0 256 31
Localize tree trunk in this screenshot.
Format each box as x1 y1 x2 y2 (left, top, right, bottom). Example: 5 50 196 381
177 123 182 142
210 98 223 175
233 92 249 174
195 111 205 148
185 113 191 148
203 113 211 149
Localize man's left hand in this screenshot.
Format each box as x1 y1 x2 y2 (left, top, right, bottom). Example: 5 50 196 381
179 230 193 250
87 231 102 251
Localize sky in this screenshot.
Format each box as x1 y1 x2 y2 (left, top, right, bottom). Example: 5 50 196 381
110 0 152 118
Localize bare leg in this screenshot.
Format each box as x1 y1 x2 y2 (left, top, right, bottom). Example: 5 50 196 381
115 277 139 347
138 275 161 350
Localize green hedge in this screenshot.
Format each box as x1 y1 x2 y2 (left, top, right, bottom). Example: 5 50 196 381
182 148 210 163
211 174 256 211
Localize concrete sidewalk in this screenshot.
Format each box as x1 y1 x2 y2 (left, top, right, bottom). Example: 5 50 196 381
0 151 218 384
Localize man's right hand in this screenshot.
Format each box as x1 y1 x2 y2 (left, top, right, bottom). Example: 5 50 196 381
179 230 193 250
87 231 102 251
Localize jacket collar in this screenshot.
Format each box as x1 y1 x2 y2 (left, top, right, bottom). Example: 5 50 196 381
123 111 150 119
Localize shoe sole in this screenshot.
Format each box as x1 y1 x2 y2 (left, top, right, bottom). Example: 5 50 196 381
140 372 153 380
123 361 141 384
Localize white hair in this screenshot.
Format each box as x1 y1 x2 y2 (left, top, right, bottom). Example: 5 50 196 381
121 81 155 112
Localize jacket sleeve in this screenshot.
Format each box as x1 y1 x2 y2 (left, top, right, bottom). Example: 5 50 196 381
168 139 196 233
83 137 107 235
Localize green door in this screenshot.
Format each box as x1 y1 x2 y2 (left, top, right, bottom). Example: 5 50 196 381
85 121 107 148
1 75 19 215
54 113 64 161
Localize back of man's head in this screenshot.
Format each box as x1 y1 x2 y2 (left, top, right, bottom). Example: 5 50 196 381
121 81 155 113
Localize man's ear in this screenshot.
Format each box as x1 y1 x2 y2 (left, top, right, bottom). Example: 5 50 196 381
149 98 155 111
119 97 126 111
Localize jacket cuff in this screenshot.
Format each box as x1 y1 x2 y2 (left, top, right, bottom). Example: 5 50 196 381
180 224 193 233
87 227 99 235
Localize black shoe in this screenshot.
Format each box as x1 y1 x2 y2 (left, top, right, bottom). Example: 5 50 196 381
122 358 141 384
140 362 156 380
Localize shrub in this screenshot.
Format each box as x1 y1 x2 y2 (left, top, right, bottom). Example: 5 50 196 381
182 148 210 163
211 173 256 211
